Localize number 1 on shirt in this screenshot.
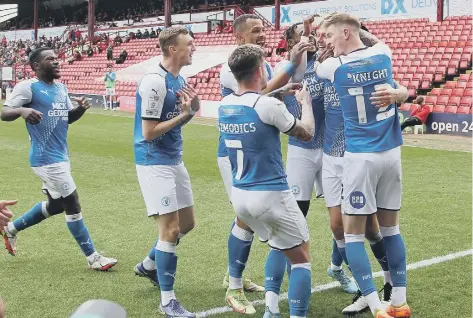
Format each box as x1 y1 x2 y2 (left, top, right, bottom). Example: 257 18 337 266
225 139 244 180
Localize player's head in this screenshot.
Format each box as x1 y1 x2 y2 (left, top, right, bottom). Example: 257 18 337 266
315 12 337 50
108 65 113 72
159 27 196 66
322 13 361 56
29 47 60 80
228 44 267 90
233 14 265 47
285 22 316 53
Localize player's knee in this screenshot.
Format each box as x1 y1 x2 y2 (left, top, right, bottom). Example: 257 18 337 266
46 199 64 216
63 190 81 215
181 219 195 234
162 223 181 242
296 200 310 217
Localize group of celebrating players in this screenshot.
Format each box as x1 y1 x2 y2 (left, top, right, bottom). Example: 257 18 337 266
0 10 411 318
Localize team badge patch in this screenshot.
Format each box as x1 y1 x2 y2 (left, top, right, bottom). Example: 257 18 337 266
291 185 300 195
349 191 366 209
161 196 171 207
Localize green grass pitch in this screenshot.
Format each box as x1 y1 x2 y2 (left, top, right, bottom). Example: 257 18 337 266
0 108 471 317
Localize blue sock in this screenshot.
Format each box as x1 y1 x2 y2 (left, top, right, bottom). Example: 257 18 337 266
331 239 344 267
148 239 159 261
380 227 406 287
368 232 390 272
335 239 350 268
228 224 253 281
66 213 95 257
11 202 48 233
286 259 292 278
345 234 376 296
155 240 177 291
265 249 286 294
288 264 312 317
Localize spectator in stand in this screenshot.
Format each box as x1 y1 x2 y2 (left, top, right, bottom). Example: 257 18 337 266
87 45 94 57
143 29 150 38
150 28 157 38
401 96 432 131
223 22 233 33
215 22 223 34
136 29 143 39
115 34 123 45
107 44 113 60
115 49 128 64
276 35 287 55
104 65 117 110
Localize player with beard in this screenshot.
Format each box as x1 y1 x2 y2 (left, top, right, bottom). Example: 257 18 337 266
0 47 117 271
218 14 312 314
275 16 357 299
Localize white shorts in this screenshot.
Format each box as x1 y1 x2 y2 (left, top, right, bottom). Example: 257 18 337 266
136 163 194 216
32 162 77 199
322 154 344 208
342 147 402 215
217 156 232 200
286 146 323 201
231 187 310 250
105 87 116 96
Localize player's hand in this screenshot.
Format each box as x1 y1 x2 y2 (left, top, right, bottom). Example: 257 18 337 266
177 85 198 116
289 42 314 65
295 82 311 106
317 48 334 63
20 108 43 125
0 200 16 228
179 86 200 113
74 97 90 110
370 84 398 108
281 83 303 96
303 15 315 36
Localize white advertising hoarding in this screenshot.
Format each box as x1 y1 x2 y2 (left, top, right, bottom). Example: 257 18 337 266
255 0 438 25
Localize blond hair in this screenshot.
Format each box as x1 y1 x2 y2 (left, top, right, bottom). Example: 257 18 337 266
159 27 189 56
322 13 361 30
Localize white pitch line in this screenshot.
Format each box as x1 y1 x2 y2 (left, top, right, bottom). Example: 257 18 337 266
403 144 471 153
196 249 473 317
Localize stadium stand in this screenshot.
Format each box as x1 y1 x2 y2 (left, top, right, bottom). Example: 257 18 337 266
8 15 473 112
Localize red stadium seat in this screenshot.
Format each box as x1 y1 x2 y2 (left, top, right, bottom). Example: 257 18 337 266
445 106 458 113
449 96 461 107
433 105 446 112
425 95 438 105
452 88 465 97
431 88 442 96
457 81 468 89
460 96 473 107
399 103 411 111
444 81 457 89
464 89 473 97
437 95 450 105
440 88 453 96
457 106 471 114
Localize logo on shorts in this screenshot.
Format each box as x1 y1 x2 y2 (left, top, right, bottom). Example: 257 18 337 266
161 196 171 207
291 185 300 195
349 191 366 209
62 183 70 191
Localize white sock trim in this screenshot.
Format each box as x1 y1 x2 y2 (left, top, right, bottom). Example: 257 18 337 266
7 222 17 235
291 262 311 272
265 291 280 313
161 290 176 306
335 239 346 248
391 286 407 306
142 256 156 270
331 263 343 271
345 233 365 244
231 224 254 242
156 240 176 254
367 231 383 245
380 225 400 237
65 213 83 222
41 201 50 218
365 291 382 315
229 276 243 289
